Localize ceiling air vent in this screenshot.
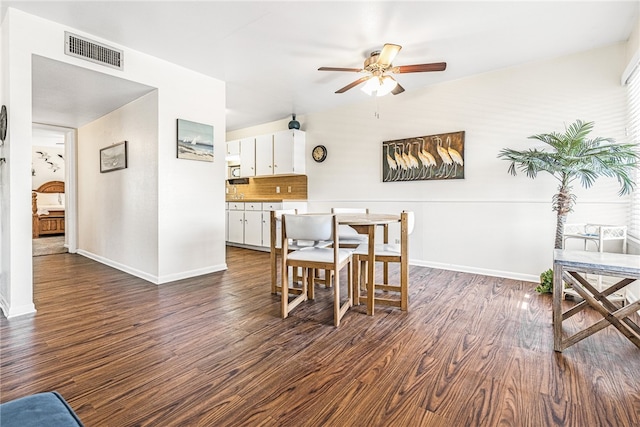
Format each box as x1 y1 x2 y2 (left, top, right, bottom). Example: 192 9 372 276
64 31 123 70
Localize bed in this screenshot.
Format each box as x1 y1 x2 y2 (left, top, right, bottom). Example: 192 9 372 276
32 180 65 238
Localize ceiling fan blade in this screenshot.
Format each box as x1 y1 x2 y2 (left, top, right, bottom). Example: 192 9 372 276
393 62 447 73
376 43 402 67
318 66 363 72
392 82 405 95
335 76 372 93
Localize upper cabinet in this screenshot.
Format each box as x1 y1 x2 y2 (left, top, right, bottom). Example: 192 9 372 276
273 130 305 175
239 138 256 177
228 130 305 178
226 139 240 157
255 134 274 176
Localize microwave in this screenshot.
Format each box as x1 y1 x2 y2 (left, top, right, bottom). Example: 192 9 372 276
228 165 241 178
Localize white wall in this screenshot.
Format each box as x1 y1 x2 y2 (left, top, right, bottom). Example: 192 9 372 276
228 43 632 283
1 8 227 317
78 92 160 279
32 145 65 188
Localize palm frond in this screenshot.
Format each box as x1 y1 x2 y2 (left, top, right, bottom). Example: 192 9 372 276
499 120 639 195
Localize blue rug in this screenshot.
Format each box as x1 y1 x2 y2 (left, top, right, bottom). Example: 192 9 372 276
0 391 83 427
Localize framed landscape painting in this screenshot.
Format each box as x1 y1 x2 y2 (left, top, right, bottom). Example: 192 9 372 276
100 141 128 173
177 119 214 162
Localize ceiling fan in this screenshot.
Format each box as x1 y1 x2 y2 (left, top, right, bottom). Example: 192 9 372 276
318 43 446 96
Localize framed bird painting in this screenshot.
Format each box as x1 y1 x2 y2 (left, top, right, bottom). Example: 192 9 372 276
382 131 465 182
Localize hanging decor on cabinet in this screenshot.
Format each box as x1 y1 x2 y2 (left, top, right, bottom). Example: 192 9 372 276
288 114 300 130
382 130 465 182
177 118 214 162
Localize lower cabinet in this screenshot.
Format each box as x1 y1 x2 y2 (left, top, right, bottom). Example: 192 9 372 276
225 201 307 250
228 209 244 244
243 202 263 247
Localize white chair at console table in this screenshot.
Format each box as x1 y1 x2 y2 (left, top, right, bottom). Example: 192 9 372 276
562 223 628 303
562 223 627 253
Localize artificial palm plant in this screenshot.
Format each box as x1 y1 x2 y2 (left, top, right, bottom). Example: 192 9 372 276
498 119 639 250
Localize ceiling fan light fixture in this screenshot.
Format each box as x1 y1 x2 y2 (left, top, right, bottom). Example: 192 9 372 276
361 75 397 97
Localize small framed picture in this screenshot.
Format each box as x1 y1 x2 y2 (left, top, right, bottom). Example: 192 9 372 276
177 119 214 162
100 141 128 173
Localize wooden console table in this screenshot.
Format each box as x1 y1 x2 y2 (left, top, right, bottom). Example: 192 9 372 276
552 249 640 352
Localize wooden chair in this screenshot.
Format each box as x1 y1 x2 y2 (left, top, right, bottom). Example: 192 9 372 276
331 207 369 248
270 209 331 294
353 211 414 311
281 214 353 326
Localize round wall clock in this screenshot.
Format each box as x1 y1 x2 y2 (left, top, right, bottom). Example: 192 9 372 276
312 145 327 163
0 105 7 143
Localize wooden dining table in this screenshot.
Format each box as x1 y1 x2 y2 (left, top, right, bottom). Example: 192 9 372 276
335 213 401 316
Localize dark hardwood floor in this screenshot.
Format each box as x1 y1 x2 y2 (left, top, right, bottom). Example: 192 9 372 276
1 247 639 426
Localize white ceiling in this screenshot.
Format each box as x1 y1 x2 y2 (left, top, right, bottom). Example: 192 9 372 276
3 1 639 132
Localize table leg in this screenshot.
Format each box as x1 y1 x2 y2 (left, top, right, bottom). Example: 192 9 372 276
367 225 376 316
553 263 564 352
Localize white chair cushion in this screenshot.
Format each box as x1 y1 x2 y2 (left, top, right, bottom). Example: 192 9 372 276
339 235 368 244
287 247 352 264
275 239 332 250
353 243 401 257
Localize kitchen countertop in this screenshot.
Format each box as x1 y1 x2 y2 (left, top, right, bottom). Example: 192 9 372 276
225 199 307 203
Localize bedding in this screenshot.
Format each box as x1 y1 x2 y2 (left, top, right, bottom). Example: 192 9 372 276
35 192 65 215
32 181 65 238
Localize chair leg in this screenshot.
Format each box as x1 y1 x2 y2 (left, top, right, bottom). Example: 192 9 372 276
325 269 332 288
352 255 360 306
400 258 409 311
334 261 354 327
347 261 353 307
281 262 289 318
383 260 389 288
308 269 315 300
334 269 340 326
271 251 278 294
282 264 309 318
360 260 367 292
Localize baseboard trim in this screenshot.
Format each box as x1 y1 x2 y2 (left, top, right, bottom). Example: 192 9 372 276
411 258 539 284
76 250 228 285
157 264 228 285
0 293 36 319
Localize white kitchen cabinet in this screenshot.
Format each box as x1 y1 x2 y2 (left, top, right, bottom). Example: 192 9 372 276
260 202 283 249
227 202 263 247
228 207 245 244
255 134 274 176
226 139 240 157
239 138 256 177
273 129 306 175
227 201 308 250
227 130 305 178
225 202 229 241
243 202 263 246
